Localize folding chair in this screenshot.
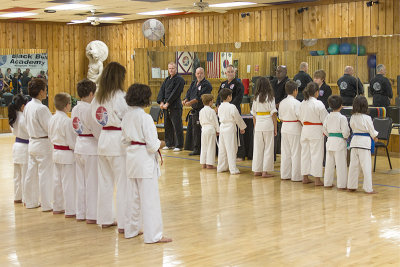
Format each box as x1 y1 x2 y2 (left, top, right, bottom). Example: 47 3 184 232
373 117 392 172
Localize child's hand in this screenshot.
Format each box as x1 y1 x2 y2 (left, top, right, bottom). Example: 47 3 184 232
274 129 277 136
240 129 245 134
216 132 219 136
373 137 378 142
159 140 166 149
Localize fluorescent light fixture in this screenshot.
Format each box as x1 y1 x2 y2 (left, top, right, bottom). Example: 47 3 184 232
46 4 92 11
98 17 123 21
137 9 181 15
0 12 37 18
209 2 256 8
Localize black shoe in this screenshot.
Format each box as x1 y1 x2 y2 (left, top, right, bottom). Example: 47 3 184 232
189 151 200 156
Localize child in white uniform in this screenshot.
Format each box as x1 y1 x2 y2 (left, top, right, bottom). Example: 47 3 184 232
217 88 247 175
347 96 378 194
71 79 102 224
278 81 302 182
49 93 77 217
251 77 277 177
199 94 219 169
91 62 129 232
24 79 54 211
323 95 350 189
299 82 328 186
8 94 29 203
122 83 172 243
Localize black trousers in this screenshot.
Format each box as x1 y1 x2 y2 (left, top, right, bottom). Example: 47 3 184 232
372 95 390 108
342 96 354 106
191 111 201 152
164 108 184 149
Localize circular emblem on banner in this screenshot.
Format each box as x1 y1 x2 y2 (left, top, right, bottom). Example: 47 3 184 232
0 55 7 66
96 106 108 126
72 117 83 134
295 79 302 88
319 90 324 97
230 84 235 89
373 82 381 91
340 81 348 90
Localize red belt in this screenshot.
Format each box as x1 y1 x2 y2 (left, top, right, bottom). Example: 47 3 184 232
282 120 300 123
54 145 71 150
79 134 94 137
103 126 121 131
304 121 323 126
131 141 163 165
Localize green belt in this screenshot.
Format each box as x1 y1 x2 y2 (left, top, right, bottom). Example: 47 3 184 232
329 133 344 138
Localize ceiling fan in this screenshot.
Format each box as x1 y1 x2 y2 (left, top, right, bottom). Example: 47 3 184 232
68 10 122 26
177 0 227 14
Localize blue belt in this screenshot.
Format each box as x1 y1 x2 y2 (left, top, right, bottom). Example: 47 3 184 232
15 137 29 144
352 133 375 153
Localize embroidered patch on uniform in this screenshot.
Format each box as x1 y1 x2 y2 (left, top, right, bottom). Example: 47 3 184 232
221 84 225 88
72 117 83 134
230 84 234 89
295 79 301 87
340 81 348 90
319 90 324 96
96 106 108 126
198 85 201 91
373 82 381 91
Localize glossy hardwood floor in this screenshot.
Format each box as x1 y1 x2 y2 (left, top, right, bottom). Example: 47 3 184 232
0 134 399 266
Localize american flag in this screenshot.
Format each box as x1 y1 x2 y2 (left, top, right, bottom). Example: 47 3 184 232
206 52 220 78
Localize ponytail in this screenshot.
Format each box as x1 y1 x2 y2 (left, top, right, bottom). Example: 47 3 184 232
8 94 28 127
303 82 319 100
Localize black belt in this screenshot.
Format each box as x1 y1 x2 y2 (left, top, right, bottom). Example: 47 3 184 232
31 136 48 139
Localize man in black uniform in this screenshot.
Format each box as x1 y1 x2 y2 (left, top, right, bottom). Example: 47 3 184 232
369 64 393 108
293 62 313 101
271 65 289 108
157 62 185 152
337 66 364 106
183 67 212 155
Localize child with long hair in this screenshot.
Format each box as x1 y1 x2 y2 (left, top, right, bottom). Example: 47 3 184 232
8 94 29 203
299 82 328 185
251 77 277 177
91 62 129 231
347 96 378 194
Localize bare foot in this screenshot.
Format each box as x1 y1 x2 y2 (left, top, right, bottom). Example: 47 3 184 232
262 172 274 178
303 177 313 184
65 214 76 218
206 165 216 169
53 210 65 215
254 172 262 176
102 222 117 228
348 189 357 192
86 219 97 224
324 185 334 188
154 236 172 243
202 164 207 169
236 158 244 162
365 190 378 194
76 219 86 222
42 209 53 212
315 178 324 186
118 228 124 234
14 200 22 204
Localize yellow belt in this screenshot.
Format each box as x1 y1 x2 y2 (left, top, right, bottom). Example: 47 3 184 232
256 112 271 115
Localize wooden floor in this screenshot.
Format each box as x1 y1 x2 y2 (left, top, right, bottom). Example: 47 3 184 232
0 135 399 266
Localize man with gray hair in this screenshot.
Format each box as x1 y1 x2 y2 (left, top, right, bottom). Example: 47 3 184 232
293 62 312 101
369 64 392 108
183 67 213 155
337 66 364 106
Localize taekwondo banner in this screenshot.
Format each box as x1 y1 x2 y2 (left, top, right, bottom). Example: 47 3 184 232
176 51 194 75
0 53 48 76
220 52 233 78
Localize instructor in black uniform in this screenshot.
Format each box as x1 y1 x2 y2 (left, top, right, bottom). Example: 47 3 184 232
337 66 364 106
293 62 312 101
216 65 244 113
369 64 393 108
183 67 212 155
157 62 185 152
271 65 289 107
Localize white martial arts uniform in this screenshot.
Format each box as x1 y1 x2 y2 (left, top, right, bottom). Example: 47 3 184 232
278 95 302 181
24 98 53 211
347 113 378 193
251 96 277 173
217 102 247 174
199 105 219 166
91 90 128 228
299 97 328 177
11 111 29 202
49 110 77 215
323 112 350 188
122 106 164 243
72 101 102 221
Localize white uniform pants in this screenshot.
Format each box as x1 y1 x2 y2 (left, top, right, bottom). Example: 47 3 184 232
200 131 216 165
280 133 302 181
124 173 163 243
347 148 373 193
97 155 127 228
252 130 274 173
324 149 348 188
217 131 239 174
24 153 53 211
301 137 324 177
75 154 98 221
14 163 27 201
53 163 76 215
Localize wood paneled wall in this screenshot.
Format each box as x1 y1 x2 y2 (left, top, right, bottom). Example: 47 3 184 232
0 0 399 110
